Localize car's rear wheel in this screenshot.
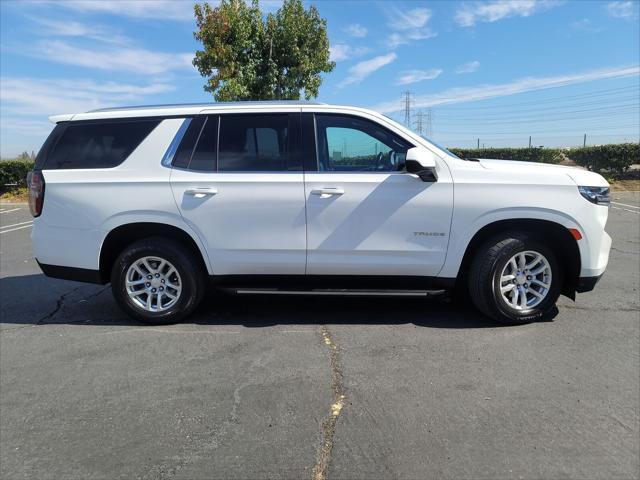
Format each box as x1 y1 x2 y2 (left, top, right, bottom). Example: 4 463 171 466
468 233 562 324
111 237 205 324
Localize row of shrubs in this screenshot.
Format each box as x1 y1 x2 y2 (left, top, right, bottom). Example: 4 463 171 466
449 147 563 165
449 143 639 174
0 160 33 190
1 144 638 190
564 143 639 174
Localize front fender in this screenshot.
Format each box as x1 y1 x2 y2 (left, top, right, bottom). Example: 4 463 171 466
439 207 587 278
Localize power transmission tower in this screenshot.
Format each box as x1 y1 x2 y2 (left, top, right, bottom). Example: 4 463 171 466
414 110 424 135
413 108 432 136
402 91 413 127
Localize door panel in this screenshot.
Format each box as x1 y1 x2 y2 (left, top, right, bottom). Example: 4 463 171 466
305 172 453 276
171 171 306 275
304 113 453 276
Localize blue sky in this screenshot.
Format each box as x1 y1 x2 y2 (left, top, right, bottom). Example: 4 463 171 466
1 0 639 157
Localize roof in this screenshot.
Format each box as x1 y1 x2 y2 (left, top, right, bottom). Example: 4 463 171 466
49 100 328 123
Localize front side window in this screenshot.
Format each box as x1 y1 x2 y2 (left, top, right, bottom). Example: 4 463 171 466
315 114 412 172
218 114 293 172
46 119 160 169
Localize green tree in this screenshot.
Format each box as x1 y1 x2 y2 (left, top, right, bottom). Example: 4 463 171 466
193 0 334 101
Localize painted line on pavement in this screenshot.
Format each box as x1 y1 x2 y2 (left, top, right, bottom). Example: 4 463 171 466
611 201 640 210
0 224 33 234
0 220 33 229
0 208 21 214
611 206 640 214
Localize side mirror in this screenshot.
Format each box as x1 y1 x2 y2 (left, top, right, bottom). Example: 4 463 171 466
405 147 438 182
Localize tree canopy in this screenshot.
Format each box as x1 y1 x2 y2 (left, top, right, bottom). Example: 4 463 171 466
193 0 334 101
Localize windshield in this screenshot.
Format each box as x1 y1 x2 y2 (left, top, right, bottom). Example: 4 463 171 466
382 113 462 160
417 134 461 159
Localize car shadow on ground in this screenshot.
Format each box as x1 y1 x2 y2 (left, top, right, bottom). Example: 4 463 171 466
0 274 554 329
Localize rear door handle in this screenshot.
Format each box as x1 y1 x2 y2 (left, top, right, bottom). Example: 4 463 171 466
310 187 344 198
185 187 218 198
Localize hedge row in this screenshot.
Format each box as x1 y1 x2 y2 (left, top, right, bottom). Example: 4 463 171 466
449 147 563 164
0 160 34 189
450 143 639 174
565 143 639 174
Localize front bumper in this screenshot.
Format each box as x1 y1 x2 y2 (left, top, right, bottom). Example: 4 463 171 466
576 273 604 293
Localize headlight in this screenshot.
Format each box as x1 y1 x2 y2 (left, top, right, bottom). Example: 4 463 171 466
578 186 610 206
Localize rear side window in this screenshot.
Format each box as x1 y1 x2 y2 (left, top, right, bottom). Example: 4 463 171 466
189 116 218 171
218 114 295 171
172 116 206 169
45 119 160 169
34 123 66 170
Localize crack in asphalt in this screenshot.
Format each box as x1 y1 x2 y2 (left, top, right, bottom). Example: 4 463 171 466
34 285 110 325
1 286 110 333
311 326 346 480
36 286 84 324
147 355 264 480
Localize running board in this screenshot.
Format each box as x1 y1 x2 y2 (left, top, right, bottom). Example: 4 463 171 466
235 288 447 297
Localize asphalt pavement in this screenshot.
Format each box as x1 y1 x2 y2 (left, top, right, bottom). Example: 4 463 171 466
1 194 638 480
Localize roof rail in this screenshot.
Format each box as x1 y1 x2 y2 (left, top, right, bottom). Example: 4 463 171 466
87 100 327 113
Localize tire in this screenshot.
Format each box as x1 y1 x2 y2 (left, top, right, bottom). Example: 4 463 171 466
467 232 562 324
111 237 206 325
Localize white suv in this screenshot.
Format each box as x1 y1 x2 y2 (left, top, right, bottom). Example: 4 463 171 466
28 101 611 325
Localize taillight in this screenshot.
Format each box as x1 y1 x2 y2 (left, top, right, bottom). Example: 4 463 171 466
27 170 45 217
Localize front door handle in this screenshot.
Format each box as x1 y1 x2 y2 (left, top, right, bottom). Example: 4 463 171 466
310 187 344 198
185 187 218 198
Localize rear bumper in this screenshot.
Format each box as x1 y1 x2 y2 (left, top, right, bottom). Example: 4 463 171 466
36 260 104 284
575 274 604 293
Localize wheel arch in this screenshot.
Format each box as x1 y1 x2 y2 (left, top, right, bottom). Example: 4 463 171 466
456 218 581 298
99 222 210 283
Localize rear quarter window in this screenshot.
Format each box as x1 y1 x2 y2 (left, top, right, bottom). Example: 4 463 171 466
44 119 160 169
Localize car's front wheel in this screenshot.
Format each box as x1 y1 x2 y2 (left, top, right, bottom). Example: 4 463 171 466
111 237 205 324
468 233 562 324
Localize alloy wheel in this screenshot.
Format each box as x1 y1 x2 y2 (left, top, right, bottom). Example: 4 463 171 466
125 256 182 312
498 250 552 311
